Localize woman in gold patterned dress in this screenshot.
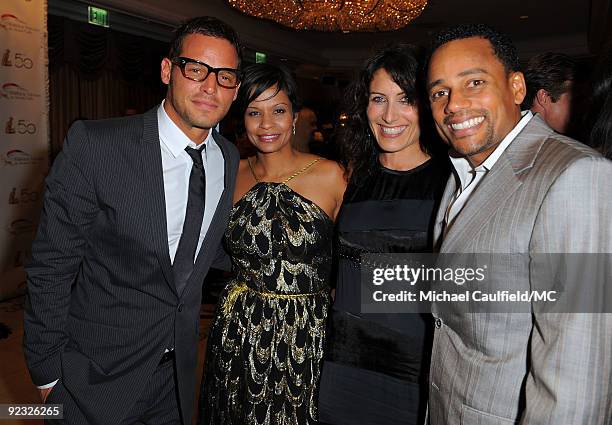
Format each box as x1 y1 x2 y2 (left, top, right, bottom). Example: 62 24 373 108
198 63 346 425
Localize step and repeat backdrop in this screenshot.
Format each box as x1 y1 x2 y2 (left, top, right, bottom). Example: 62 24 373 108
1 0 50 300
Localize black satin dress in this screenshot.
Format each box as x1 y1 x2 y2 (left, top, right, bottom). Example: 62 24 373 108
318 158 450 425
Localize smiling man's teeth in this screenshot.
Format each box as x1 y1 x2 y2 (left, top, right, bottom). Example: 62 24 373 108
381 126 406 135
450 116 484 130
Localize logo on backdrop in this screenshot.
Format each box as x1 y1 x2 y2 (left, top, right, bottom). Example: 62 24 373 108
0 82 40 100
8 187 40 205
4 117 37 134
5 218 37 235
1 149 45 166
1 49 34 69
0 13 39 34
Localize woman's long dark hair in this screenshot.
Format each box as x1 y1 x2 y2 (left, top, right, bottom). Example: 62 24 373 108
584 43 612 159
337 43 441 182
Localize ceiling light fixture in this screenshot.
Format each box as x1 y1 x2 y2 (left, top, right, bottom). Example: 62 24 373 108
226 0 429 32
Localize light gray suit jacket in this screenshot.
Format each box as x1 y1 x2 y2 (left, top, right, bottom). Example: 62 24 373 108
428 115 612 425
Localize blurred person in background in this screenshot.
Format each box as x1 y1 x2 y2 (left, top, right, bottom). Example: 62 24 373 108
522 52 578 135
292 105 318 152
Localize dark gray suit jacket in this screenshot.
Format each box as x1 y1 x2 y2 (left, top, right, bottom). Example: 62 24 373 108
23 107 239 425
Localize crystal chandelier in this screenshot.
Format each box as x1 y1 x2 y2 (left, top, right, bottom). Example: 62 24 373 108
226 0 429 32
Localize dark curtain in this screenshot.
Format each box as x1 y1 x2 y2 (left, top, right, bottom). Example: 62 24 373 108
48 15 168 157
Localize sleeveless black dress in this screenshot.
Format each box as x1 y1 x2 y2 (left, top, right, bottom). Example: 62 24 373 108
200 160 333 425
318 158 450 425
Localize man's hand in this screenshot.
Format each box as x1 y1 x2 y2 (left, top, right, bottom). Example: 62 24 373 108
39 386 53 403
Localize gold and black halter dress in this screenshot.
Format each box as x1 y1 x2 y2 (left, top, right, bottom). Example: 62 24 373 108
199 159 333 425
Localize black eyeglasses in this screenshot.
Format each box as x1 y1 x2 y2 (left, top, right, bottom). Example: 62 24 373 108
171 57 241 89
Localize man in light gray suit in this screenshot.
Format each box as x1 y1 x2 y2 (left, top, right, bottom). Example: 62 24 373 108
425 24 612 424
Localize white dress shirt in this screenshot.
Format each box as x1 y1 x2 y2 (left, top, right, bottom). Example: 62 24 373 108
444 111 533 235
157 100 225 262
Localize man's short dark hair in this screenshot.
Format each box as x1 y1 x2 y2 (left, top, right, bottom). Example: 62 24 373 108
522 53 577 107
430 24 520 74
168 16 242 67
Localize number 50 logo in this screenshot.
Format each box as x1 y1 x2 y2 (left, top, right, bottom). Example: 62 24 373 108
5 117 37 134
1 49 34 69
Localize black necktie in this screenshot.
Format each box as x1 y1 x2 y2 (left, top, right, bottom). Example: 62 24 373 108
173 145 206 295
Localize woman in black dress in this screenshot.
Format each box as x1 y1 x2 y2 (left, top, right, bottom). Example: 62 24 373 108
318 44 450 425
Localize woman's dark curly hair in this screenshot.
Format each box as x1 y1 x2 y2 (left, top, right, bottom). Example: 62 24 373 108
338 43 439 181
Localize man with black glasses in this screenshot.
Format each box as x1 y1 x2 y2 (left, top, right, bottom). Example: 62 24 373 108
23 16 241 425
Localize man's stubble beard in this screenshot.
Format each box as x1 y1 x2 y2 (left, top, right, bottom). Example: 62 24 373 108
446 112 497 161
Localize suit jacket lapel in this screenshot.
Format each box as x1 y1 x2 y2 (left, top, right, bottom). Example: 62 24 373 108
140 107 176 293
440 114 553 253
441 155 522 252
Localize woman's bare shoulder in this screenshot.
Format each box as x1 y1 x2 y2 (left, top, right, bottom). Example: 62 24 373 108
312 157 347 184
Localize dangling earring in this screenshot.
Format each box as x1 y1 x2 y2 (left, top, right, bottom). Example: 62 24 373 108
292 123 296 135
